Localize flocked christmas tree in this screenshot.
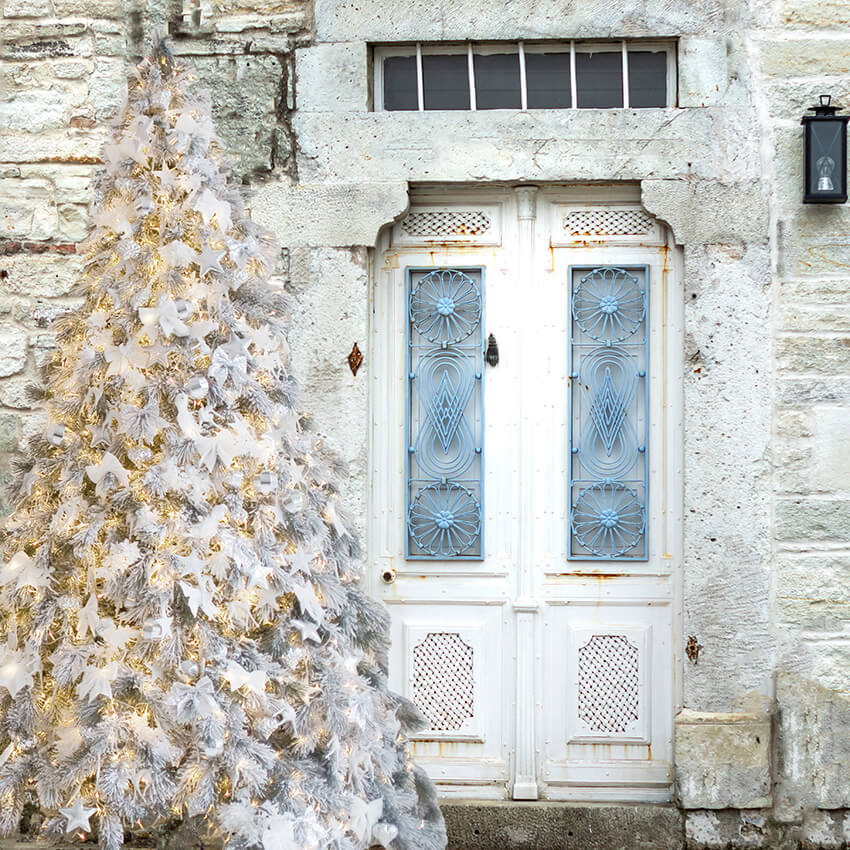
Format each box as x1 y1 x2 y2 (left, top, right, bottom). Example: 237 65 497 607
0 39 446 850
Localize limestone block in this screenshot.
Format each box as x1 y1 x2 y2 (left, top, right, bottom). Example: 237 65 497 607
781 0 850 28
88 57 128 121
252 180 408 247
775 496 850 541
779 276 850 307
294 108 720 185
2 0 52 15
0 128 107 164
295 43 368 112
678 37 729 108
780 303 850 333
1 86 84 133
776 335 850 374
53 0 124 16
777 555 850 628
1 22 92 60
765 78 850 125
57 203 89 241
315 0 715 42
777 377 850 407
774 443 813 493
780 207 850 276
811 406 850 491
1 254 82 298
678 244 773 709
675 710 772 809
0 378 36 411
0 414 21 454
0 327 28 378
641 178 769 245
0 178 57 240
774 671 850 813
285 247 370 534
761 39 850 77
188 53 285 179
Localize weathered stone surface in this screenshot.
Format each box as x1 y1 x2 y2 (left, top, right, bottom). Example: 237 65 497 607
774 671 850 814
315 0 721 42
294 109 722 185
781 0 850 28
188 53 287 179
0 326 28 377
811 406 850 491
778 554 850 628
2 0 52 16
675 710 772 809
286 247 369 531
0 378 36 410
1 254 82 297
776 335 850 374
680 243 773 709
252 180 408 246
761 39 850 76
0 178 58 240
294 42 368 112
441 800 683 850
776 497 850 541
642 179 769 245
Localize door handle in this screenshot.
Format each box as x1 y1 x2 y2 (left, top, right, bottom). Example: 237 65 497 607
486 333 499 366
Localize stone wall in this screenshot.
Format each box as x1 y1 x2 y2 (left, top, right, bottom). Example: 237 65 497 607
3 0 850 845
0 0 311 512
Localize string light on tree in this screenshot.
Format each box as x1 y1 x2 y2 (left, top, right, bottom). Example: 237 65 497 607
0 36 445 850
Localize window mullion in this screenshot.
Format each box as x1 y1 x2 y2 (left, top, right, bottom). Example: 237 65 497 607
416 43 424 111
570 40 578 109
621 40 630 108
467 42 477 111
518 41 528 111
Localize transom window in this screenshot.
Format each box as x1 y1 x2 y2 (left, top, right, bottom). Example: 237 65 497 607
374 41 676 112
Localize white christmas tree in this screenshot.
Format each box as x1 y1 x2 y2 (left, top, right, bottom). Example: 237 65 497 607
0 39 446 850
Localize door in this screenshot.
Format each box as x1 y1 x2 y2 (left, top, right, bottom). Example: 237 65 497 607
369 187 682 801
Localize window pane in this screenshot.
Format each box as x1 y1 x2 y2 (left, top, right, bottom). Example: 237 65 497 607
575 51 623 108
383 55 419 111
525 52 572 109
473 53 521 109
422 54 470 110
628 51 667 108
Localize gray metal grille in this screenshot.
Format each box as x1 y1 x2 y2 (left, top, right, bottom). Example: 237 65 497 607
412 632 475 731
401 210 492 238
562 208 654 236
578 634 639 734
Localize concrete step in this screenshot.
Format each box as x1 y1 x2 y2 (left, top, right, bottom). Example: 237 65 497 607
441 800 684 850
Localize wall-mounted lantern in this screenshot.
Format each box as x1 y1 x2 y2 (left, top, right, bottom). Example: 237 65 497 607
802 95 849 204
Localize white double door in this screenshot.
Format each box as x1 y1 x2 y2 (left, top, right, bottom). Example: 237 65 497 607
369 187 682 801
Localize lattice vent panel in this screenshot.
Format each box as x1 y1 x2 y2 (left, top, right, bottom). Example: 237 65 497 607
563 208 654 236
577 634 640 734
401 210 492 238
412 632 475 731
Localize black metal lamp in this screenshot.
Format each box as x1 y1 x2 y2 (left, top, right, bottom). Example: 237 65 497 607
802 95 849 204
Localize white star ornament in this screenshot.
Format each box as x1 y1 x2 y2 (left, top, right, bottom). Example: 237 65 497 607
59 797 97 832
194 188 232 232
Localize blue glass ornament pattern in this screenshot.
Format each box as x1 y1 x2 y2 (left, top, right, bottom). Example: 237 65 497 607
569 266 648 561
407 268 484 560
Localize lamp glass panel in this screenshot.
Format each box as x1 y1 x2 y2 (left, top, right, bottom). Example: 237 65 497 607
809 119 845 196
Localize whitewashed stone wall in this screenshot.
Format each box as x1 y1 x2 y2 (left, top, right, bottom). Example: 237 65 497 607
2 0 850 844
